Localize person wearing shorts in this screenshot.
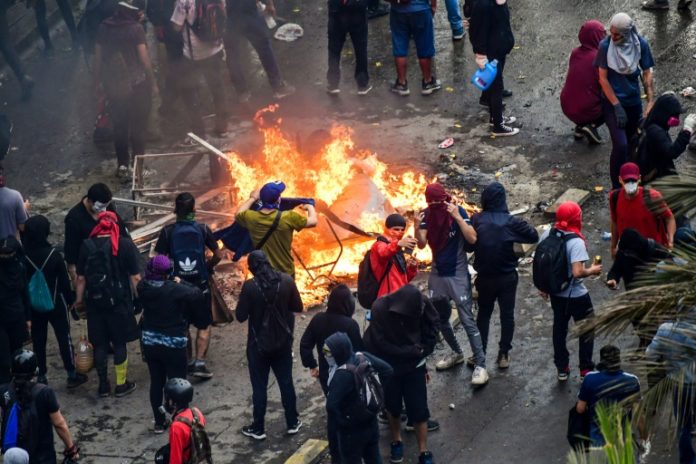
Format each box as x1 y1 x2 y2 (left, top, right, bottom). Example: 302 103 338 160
389 0 441 97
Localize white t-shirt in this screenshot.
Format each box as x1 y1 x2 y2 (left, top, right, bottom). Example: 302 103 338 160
171 0 224 61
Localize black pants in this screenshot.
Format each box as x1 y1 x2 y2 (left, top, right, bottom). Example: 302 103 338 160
476 271 518 355
550 293 595 372
246 343 298 430
602 99 643 189
31 307 75 377
179 51 228 135
224 10 282 94
327 9 369 89
481 55 506 127
143 344 187 424
0 319 28 384
87 309 129 382
34 0 78 49
109 82 152 168
159 35 184 112
0 9 26 83
338 419 381 464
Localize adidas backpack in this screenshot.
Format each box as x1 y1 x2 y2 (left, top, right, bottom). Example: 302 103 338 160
171 222 208 282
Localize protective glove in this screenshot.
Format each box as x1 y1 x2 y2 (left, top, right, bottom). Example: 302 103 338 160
475 54 488 70
683 113 696 133
613 103 628 129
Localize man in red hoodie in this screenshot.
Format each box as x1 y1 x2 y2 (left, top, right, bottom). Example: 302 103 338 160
369 214 418 299
560 20 606 144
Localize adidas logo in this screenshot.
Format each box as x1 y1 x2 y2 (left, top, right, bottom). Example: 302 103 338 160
179 257 197 272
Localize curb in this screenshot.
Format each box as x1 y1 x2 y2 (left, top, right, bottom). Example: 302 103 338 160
284 438 329 464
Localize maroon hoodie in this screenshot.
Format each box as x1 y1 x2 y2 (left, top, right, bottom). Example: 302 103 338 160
560 20 606 125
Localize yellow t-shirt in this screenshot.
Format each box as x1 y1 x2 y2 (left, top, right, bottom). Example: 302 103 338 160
236 210 308 277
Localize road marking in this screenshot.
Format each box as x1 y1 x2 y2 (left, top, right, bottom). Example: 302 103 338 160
285 438 329 464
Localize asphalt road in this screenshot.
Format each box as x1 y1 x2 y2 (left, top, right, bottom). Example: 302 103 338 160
0 0 695 462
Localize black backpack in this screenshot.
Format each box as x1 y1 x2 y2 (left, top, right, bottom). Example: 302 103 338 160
357 237 392 309
83 238 126 310
170 222 208 283
1 383 47 457
532 228 578 294
342 353 385 424
190 0 226 42
252 281 292 355
174 408 213 464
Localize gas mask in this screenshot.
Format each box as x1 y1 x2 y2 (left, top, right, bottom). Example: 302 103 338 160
92 200 110 214
623 181 638 195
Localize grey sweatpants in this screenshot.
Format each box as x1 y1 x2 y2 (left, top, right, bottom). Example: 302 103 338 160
429 272 486 368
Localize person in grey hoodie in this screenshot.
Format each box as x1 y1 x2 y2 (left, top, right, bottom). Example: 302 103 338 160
471 182 538 369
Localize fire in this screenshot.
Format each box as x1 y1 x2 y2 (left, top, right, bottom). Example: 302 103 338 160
224 105 466 303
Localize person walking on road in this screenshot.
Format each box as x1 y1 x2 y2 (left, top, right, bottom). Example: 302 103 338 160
471 182 538 369
326 0 371 95
236 250 303 441
594 12 655 188
32 0 79 52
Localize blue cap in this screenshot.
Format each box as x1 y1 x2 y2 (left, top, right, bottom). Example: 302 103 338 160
260 181 286 205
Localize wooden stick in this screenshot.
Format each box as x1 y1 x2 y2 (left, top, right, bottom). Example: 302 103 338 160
187 133 232 163
112 197 234 219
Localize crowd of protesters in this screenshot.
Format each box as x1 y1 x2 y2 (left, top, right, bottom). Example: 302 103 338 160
2 0 696 463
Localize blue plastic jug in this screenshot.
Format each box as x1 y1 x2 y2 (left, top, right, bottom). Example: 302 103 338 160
471 59 498 91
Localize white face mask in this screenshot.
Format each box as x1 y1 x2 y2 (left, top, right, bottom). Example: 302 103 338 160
623 181 638 195
92 201 109 213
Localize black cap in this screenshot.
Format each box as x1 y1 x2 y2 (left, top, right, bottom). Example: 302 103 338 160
164 378 193 407
12 349 38 379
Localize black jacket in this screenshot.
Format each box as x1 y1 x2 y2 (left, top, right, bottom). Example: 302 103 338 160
363 285 438 375
299 285 364 392
642 94 691 182
138 279 204 338
471 182 538 277
607 228 670 289
325 333 392 430
467 0 515 59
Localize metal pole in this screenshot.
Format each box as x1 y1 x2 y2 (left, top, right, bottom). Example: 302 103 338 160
187 133 233 164
112 197 235 219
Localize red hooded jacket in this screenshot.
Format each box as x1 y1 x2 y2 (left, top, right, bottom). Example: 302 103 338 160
369 238 417 299
560 20 606 125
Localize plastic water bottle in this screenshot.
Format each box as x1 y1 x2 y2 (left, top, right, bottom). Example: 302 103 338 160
366 310 371 322
471 59 498 91
257 2 277 29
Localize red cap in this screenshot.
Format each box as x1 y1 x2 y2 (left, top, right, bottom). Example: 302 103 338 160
619 162 641 181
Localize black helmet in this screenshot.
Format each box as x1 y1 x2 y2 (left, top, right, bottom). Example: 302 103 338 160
164 378 193 407
12 349 38 380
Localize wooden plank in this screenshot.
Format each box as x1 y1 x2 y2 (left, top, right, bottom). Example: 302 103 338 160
513 224 551 256
544 188 590 217
284 439 329 464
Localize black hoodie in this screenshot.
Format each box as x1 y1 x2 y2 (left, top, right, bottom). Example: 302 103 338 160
642 93 691 182
137 279 204 338
363 285 439 374
467 0 515 59
607 228 670 289
299 285 364 392
325 332 392 430
471 182 538 277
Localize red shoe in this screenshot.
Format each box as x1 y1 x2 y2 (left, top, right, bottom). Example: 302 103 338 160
580 369 592 381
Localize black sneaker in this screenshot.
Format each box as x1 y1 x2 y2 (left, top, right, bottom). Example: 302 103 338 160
573 126 584 140
391 79 410 96
491 124 520 137
153 419 170 434
489 116 517 127
580 124 602 144
98 380 111 398
502 89 513 98
642 0 669 9
191 363 214 379
287 420 303 435
241 425 267 440
67 373 88 389
419 451 434 464
405 419 440 432
114 381 137 398
357 84 373 96
421 78 442 96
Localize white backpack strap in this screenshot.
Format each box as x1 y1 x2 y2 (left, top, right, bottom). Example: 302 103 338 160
40 248 56 271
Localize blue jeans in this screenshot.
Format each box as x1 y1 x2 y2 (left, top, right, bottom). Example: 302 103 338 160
443 0 463 34
246 343 298 430
675 384 696 464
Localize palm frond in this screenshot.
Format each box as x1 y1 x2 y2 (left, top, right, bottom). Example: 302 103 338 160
652 170 696 217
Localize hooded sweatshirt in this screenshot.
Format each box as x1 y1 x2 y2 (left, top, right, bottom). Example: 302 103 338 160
642 93 691 182
137 279 205 341
606 228 670 289
324 332 392 430
560 20 606 125
362 285 439 374
471 182 538 277
299 285 364 392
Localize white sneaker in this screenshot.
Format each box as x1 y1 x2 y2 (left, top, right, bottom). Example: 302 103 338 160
435 353 465 371
471 366 489 386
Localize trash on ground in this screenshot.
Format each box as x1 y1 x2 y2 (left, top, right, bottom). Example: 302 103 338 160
601 231 612 241
681 86 696 97
438 137 454 149
594 186 604 192
274 23 304 41
449 403 456 410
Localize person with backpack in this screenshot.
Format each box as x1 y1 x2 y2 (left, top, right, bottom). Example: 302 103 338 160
636 92 695 183
162 377 212 464
0 350 80 463
594 12 655 189
138 255 206 433
224 0 295 102
609 162 675 258
324 332 392 464
536 201 600 381
363 285 439 464
415 184 486 385
74 211 141 398
325 0 371 95
471 182 538 370
94 0 158 178
235 181 318 279
21 215 87 389
170 0 229 149
368 214 418 300
300 284 364 463
236 250 303 441
0 237 29 385
155 192 222 379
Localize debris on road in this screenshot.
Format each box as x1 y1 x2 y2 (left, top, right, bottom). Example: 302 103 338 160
275 23 304 41
544 188 590 217
438 137 455 149
681 86 696 97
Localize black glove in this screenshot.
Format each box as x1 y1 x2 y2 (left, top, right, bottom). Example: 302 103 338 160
613 103 628 129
